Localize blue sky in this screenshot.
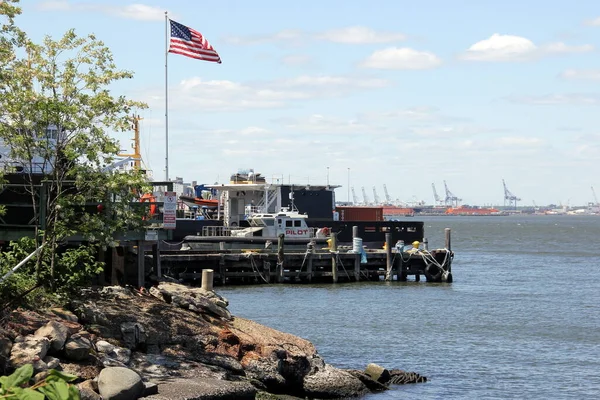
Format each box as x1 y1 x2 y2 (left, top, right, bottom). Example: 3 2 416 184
16 0 600 206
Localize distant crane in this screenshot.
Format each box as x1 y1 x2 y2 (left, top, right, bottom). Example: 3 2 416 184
372 186 381 205
502 179 521 210
361 186 370 205
383 184 392 205
351 187 359 205
432 183 443 206
592 186 599 206
443 180 462 207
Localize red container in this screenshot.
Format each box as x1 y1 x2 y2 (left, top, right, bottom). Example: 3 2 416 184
336 206 383 221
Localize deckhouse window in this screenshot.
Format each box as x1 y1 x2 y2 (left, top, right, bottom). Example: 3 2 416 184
294 220 302 227
285 220 293 227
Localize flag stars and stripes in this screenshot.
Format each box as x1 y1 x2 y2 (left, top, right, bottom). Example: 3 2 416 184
168 19 222 63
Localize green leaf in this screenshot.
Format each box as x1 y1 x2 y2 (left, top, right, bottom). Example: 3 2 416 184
46 369 78 383
67 384 81 400
0 364 34 388
15 387 45 400
38 381 70 400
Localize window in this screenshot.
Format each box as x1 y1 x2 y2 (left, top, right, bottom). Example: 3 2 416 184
294 220 302 227
286 220 293 227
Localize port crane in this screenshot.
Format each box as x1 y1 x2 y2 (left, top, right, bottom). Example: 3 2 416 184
361 186 370 205
372 186 381 205
443 180 461 207
432 183 444 206
502 179 521 210
383 184 393 205
592 186 599 206
351 187 359 205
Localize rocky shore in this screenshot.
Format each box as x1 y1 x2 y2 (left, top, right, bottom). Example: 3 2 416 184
0 282 426 399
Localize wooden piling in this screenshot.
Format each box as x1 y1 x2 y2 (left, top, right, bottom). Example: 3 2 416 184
201 269 214 291
445 228 452 251
331 232 338 283
263 260 271 283
277 233 285 283
354 253 360 281
152 243 161 279
307 245 314 283
423 238 429 251
385 233 393 281
136 240 145 288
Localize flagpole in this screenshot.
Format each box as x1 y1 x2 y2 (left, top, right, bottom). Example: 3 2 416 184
164 11 169 182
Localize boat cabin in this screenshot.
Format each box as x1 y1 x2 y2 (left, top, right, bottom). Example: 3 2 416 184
231 209 312 238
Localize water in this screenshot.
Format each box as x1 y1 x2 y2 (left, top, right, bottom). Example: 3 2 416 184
218 216 600 399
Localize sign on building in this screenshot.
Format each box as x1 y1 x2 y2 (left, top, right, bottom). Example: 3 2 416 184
163 191 177 229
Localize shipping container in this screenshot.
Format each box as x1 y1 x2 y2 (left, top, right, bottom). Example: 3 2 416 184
335 206 383 221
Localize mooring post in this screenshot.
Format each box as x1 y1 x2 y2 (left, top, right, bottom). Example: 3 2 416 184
352 225 360 281
136 241 145 288
331 232 338 283
152 243 161 279
445 228 452 273
277 233 285 283
385 233 393 281
307 243 314 283
201 269 214 291
423 237 429 251
263 259 271 283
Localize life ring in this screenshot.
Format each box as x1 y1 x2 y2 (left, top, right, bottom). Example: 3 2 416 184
140 193 157 217
424 263 443 282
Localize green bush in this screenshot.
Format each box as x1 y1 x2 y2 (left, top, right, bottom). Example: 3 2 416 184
0 364 80 399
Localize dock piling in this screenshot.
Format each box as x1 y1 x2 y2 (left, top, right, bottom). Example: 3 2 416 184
385 233 392 281
201 269 214 291
277 233 285 283
152 243 161 279
331 232 338 283
445 228 452 251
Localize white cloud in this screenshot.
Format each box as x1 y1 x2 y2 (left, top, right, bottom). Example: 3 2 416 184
316 26 406 44
277 114 378 134
507 93 600 105
36 1 166 21
495 137 544 147
361 47 442 70
560 69 600 81
281 54 313 66
224 26 406 45
461 33 593 61
140 74 392 112
583 17 600 26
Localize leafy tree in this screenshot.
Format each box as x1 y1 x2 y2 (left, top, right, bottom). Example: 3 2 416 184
0 1 150 297
0 364 80 399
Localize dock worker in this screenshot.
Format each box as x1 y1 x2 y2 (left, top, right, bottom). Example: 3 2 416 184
406 241 421 254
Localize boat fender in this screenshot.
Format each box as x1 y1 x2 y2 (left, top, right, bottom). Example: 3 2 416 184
424 263 443 282
442 271 453 283
316 227 330 238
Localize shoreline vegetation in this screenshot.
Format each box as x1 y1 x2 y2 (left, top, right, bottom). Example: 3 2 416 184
1 281 427 399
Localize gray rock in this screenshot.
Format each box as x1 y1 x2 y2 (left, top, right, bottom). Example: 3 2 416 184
142 382 158 397
108 346 131 365
9 335 50 368
303 364 369 399
34 321 69 353
64 333 93 361
50 307 79 322
96 340 115 353
142 377 256 400
72 302 110 326
98 367 144 400
43 355 61 370
121 322 146 349
78 379 101 400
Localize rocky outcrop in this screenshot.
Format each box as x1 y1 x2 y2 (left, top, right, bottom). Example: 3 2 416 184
1 283 427 399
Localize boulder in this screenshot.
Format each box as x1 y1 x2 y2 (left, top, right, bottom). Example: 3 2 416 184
64 333 93 361
95 340 115 353
34 321 69 353
50 307 79 322
43 355 61 369
120 322 146 349
0 336 12 373
98 367 144 400
78 379 101 400
303 364 369 399
364 362 390 383
9 335 50 368
142 377 256 400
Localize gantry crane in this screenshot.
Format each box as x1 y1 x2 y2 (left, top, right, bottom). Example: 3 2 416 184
443 180 462 207
117 115 144 169
372 186 381 205
592 186 599 206
361 186 369 205
432 183 443 206
351 187 359 205
383 184 392 205
502 179 521 210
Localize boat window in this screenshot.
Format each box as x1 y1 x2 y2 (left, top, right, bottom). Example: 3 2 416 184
264 219 274 226
294 220 302 227
286 220 293 227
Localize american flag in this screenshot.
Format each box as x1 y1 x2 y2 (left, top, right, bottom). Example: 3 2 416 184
169 20 221 63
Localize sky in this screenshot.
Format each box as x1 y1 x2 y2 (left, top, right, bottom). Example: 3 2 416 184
13 0 600 207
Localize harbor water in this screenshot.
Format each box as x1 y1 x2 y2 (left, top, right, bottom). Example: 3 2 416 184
219 215 600 399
